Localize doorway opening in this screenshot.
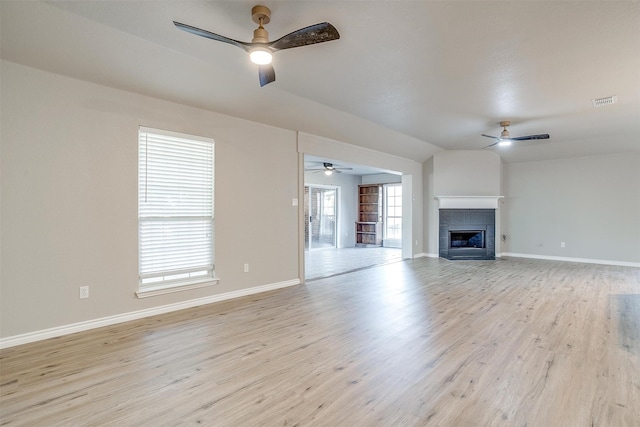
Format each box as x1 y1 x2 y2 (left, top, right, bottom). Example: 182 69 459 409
302 154 409 281
304 185 338 250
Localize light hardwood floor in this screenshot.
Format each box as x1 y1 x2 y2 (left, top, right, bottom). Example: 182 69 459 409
1 258 639 426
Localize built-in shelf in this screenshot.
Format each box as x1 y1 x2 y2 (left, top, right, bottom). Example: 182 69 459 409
356 184 383 247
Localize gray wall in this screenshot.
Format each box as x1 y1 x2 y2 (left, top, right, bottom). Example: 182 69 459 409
361 173 402 185
424 149 640 264
503 153 640 263
433 150 502 196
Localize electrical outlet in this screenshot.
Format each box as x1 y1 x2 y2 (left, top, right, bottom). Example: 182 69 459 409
243 263 249 273
561 242 566 248
79 286 89 299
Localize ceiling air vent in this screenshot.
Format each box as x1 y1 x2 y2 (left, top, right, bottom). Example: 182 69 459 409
592 95 617 107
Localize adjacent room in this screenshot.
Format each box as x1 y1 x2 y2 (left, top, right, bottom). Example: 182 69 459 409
304 155 404 280
1 1 639 425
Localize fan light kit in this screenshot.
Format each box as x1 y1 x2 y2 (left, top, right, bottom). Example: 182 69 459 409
250 48 272 65
482 121 549 148
174 5 340 86
248 6 272 64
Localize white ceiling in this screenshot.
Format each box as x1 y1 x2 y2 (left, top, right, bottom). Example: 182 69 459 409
1 1 639 165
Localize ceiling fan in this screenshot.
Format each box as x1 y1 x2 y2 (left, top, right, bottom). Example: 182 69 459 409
174 5 340 87
482 121 550 148
305 162 353 175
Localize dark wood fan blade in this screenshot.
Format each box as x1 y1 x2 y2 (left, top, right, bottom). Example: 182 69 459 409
481 134 500 140
511 134 550 141
258 64 276 87
270 22 340 51
482 141 500 149
174 21 251 52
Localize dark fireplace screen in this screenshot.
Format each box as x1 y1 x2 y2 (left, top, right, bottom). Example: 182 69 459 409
449 230 485 249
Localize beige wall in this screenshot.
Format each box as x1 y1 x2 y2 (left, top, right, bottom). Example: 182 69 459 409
423 158 438 256
0 61 429 341
1 61 301 338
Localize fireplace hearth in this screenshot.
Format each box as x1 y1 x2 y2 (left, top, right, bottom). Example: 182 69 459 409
439 209 495 260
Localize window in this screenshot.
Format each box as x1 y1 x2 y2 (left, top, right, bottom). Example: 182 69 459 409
384 183 402 248
137 127 215 297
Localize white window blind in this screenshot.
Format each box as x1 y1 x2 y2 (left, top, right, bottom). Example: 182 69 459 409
138 127 214 290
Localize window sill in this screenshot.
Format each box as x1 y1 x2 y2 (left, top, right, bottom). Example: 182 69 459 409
136 278 220 299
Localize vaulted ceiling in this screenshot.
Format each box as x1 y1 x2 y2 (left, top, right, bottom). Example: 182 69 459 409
2 1 639 164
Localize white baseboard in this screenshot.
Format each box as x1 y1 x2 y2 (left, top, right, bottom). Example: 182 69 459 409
424 252 440 258
501 252 640 268
0 278 301 349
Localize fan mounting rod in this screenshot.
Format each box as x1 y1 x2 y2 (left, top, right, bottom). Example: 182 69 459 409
251 5 271 43
252 5 271 25
500 121 511 138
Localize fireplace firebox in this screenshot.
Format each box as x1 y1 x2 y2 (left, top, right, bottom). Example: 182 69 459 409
439 209 495 260
449 230 485 248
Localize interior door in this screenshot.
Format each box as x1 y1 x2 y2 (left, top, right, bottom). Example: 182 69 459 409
305 186 337 250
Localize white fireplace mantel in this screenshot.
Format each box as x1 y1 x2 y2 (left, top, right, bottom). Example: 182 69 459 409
435 196 504 209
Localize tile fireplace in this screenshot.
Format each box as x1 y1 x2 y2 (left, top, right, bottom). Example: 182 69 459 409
439 209 495 260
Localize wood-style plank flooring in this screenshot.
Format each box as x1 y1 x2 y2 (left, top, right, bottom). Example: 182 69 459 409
1 258 639 426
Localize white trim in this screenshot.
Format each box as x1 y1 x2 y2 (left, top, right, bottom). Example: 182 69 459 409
502 252 640 268
0 279 300 349
139 126 214 144
435 196 503 209
136 278 220 298
413 252 432 258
